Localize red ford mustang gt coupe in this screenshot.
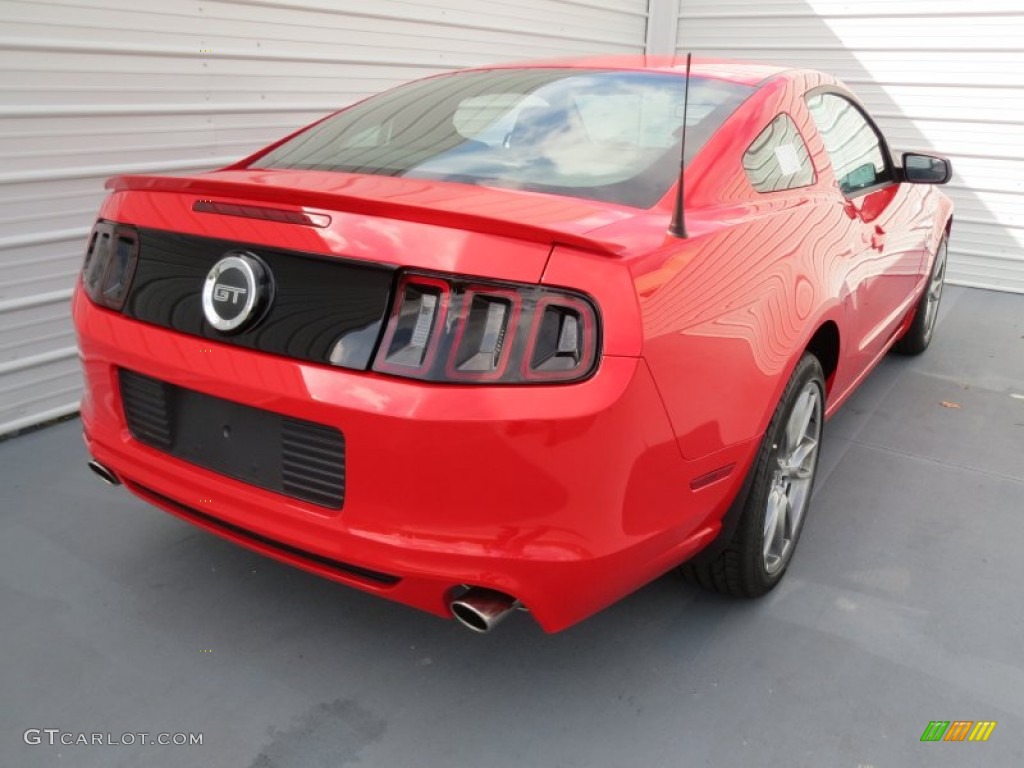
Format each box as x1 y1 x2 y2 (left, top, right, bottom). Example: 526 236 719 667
73 56 952 633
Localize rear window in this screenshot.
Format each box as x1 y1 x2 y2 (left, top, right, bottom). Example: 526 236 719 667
252 69 754 208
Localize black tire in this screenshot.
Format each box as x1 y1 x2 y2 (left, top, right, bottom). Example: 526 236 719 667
893 235 948 356
681 353 826 597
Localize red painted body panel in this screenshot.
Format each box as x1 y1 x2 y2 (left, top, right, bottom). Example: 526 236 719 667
72 57 952 631
75 288 757 632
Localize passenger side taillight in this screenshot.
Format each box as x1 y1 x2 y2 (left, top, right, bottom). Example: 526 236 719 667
373 272 599 384
81 220 139 311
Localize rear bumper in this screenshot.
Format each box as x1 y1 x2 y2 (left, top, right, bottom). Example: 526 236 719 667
74 288 757 632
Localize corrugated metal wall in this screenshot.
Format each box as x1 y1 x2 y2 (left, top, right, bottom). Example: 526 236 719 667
3 0 1021 434
676 0 1024 294
0 0 650 435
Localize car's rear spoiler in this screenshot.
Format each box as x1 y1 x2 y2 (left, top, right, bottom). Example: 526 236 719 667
106 174 628 256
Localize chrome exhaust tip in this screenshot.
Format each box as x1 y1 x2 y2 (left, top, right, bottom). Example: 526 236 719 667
87 460 121 486
450 587 520 633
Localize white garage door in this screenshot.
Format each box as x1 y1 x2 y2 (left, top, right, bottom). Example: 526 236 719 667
676 0 1024 294
0 0 650 435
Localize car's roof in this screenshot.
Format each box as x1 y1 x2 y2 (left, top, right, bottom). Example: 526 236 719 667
472 55 794 87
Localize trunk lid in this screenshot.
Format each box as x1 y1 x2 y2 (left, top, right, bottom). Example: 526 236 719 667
107 169 642 259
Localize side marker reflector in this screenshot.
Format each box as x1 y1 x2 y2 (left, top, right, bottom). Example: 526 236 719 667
690 463 736 491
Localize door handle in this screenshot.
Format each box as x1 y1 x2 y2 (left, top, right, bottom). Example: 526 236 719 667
870 224 886 252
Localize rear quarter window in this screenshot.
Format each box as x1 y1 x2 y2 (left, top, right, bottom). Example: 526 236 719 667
742 113 816 193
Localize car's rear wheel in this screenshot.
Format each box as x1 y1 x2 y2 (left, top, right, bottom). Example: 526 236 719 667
681 353 825 597
893 235 948 356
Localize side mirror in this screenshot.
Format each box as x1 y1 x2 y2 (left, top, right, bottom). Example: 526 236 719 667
902 152 952 185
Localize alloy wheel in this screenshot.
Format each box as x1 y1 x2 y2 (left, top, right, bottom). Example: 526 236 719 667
763 382 823 574
922 240 948 339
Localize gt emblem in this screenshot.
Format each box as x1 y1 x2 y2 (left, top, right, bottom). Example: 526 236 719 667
213 284 247 304
201 252 271 332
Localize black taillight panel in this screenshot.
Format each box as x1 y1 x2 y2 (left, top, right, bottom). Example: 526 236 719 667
81 220 139 311
373 271 599 384
81 221 600 384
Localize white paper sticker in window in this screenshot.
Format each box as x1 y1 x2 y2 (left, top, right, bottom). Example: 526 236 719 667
774 144 803 176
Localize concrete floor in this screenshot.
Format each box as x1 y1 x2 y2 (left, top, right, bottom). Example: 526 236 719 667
2 286 1022 768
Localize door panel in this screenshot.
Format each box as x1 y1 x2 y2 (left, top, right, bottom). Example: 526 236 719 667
848 183 923 355
806 90 926 366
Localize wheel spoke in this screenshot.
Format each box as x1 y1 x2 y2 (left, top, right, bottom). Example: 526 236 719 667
930 268 944 300
763 489 782 562
791 465 815 481
787 438 817 475
927 246 947 310
786 390 815 451
775 493 790 545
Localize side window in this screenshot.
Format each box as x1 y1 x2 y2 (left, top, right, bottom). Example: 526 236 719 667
805 92 891 196
742 114 815 193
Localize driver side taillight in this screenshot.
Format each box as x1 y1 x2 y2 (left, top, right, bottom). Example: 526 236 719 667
81 220 139 311
373 272 599 384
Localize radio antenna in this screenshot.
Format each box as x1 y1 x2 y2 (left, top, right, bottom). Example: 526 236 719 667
668 52 692 238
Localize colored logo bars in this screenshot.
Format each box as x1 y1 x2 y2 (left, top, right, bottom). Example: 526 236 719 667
920 721 997 742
